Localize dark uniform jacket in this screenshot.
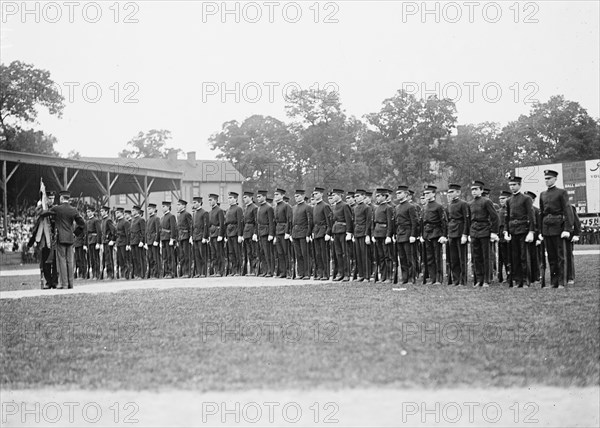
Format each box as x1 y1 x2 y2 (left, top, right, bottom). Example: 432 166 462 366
468 197 499 238
498 205 507 242
447 198 470 238
331 200 353 234
160 212 178 241
243 203 258 239
571 205 581 237
225 204 244 237
422 201 447 240
146 214 161 244
74 220 87 247
101 215 116 244
292 202 313 239
353 202 373 238
539 186 574 236
505 192 535 235
115 218 130 247
130 216 146 245
274 201 291 235
43 203 85 245
208 205 226 238
395 200 418 242
257 202 275 237
312 200 332 238
86 216 102 246
192 208 209 241
373 202 394 239
177 210 193 241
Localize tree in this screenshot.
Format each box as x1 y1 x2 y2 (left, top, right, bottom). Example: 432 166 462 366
67 150 81 159
0 129 59 156
118 129 181 158
0 61 64 145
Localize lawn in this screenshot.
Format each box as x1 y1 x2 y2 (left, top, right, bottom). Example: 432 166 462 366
1 256 598 392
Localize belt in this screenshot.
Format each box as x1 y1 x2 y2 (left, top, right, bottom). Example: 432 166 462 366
161 228 171 233
545 214 563 219
376 222 387 225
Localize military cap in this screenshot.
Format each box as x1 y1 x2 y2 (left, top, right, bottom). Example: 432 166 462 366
332 188 345 195
178 199 188 205
544 169 559 178
116 207 125 212
408 189 415 196
304 196 310 202
266 197 274 203
86 205 96 211
274 188 286 195
148 203 157 209
500 190 512 198
46 190 56 197
483 188 491 195
132 205 142 211
162 201 172 206
354 189 367 195
124 209 132 215
255 190 267 196
508 175 522 183
294 189 306 195
525 191 537 199
396 185 409 192
346 192 355 198
313 186 325 194
59 190 71 198
423 185 437 192
208 193 219 200
101 205 110 211
228 192 239 198
375 188 389 195
448 184 461 190
193 196 203 202
283 196 290 202
243 191 254 197
471 180 485 189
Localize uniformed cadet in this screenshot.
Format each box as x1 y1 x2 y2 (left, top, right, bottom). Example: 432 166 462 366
408 189 421 279
446 184 469 286
372 188 394 283
566 202 581 284
160 201 177 279
99 205 116 280
241 192 258 276
418 194 428 282
504 176 536 288
330 188 353 282
273 189 291 278
85 206 102 280
352 189 372 282
497 190 512 283
394 185 418 285
146 203 161 278
174 199 192 278
345 192 357 278
539 170 574 288
130 205 146 279
524 191 542 284
115 208 131 280
191 196 209 278
256 190 275 276
224 192 244 276
420 185 447 285
73 206 88 279
291 189 313 280
468 181 499 287
124 210 134 277
207 193 225 277
311 187 332 281
364 192 377 281
284 195 295 278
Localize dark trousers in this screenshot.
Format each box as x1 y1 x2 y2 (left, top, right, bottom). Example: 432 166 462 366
74 246 87 278
544 235 566 287
116 246 130 279
374 238 392 281
333 233 348 278
258 235 273 275
193 240 207 276
56 243 75 288
243 238 257 275
472 237 491 284
179 239 191 276
227 237 242 275
565 240 575 281
40 246 58 286
87 245 100 279
314 238 329 279
275 235 288 277
293 237 309 278
132 245 142 278
103 244 114 279
354 237 368 280
424 238 443 283
528 243 540 282
397 241 415 284
147 244 161 278
498 241 509 282
510 234 528 285
448 237 467 285
161 241 174 276
209 238 224 276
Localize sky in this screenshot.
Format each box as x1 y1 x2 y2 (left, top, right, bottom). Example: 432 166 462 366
1 0 599 160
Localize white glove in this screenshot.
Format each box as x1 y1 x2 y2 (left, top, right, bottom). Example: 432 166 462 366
504 231 511 242
490 233 499 242
284 233 290 240
140 242 144 247
460 235 467 245
108 240 114 246
438 237 447 244
538 234 544 242
268 235 273 242
560 231 570 239
238 236 243 244
83 246 87 252
202 238 208 244
143 244 148 250
535 240 541 247
365 236 371 245
169 239 175 246
217 236 223 242
126 245 131 251
224 237 228 243
273 237 277 244
189 237 193 244
419 237 425 243
252 234 258 242
385 237 392 245
153 241 159 247
571 235 579 243
409 236 416 244
324 234 331 242
346 233 352 242
95 243 100 250
306 236 310 243
468 236 471 243
392 236 396 243
525 231 534 243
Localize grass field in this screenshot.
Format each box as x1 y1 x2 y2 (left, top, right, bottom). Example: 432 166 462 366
1 256 598 393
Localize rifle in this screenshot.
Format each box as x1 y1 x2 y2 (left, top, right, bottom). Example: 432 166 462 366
540 241 546 287
507 238 513 287
525 241 532 287
562 238 568 286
